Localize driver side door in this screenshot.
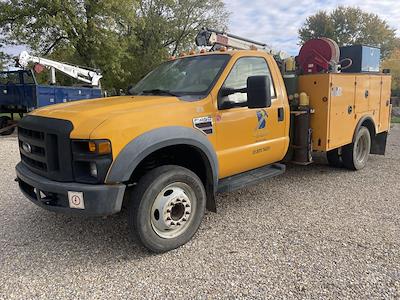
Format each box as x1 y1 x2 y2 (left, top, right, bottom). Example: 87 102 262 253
215 56 286 178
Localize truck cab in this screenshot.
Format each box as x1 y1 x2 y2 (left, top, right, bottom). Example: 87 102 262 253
16 50 291 252
15 40 391 252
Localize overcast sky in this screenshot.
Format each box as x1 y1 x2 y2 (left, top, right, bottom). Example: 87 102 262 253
3 1 400 57
224 0 400 55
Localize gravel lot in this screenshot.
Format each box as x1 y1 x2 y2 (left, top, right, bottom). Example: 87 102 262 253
0 126 399 299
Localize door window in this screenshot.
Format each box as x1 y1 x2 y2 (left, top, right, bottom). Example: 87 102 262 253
219 57 275 109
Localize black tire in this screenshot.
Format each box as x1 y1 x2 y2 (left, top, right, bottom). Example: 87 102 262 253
342 126 371 170
128 165 206 253
0 116 15 136
326 148 343 168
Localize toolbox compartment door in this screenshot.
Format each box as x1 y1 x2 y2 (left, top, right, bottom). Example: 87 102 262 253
328 75 356 149
379 76 391 132
55 88 68 104
355 75 370 113
37 86 56 107
368 75 381 112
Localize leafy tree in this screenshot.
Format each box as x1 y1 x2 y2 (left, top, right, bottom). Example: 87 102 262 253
0 44 10 70
0 51 5 70
299 6 398 58
0 0 228 92
382 48 400 96
126 0 228 84
0 0 135 90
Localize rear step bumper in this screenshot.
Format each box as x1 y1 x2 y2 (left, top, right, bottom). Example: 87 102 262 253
217 163 285 193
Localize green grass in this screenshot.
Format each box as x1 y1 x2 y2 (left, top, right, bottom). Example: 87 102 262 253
392 116 400 124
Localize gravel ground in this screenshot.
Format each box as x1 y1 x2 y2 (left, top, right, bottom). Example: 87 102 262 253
0 126 399 299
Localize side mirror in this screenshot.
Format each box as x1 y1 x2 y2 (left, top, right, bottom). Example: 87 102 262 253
247 75 272 109
127 85 134 95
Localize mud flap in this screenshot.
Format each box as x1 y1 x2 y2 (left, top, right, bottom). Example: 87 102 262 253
371 132 388 155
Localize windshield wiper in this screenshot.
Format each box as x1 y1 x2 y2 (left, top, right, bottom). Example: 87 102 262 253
141 89 180 97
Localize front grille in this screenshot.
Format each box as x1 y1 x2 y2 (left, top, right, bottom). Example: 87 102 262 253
18 127 45 140
21 153 47 171
18 115 74 182
19 127 48 171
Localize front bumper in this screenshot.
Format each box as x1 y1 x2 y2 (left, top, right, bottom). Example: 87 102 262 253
16 162 126 216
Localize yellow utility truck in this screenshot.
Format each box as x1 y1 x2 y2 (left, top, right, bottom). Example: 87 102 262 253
15 29 392 252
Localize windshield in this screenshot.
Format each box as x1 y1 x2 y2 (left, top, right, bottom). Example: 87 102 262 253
0 71 21 85
130 54 230 99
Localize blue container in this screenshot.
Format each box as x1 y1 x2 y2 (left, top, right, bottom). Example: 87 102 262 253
340 45 381 73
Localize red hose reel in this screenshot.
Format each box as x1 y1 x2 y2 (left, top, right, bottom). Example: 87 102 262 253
297 38 340 74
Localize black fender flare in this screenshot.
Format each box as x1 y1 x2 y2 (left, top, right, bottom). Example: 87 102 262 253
105 126 219 195
352 115 376 143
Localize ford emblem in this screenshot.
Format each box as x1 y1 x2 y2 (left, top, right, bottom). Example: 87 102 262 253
22 142 32 153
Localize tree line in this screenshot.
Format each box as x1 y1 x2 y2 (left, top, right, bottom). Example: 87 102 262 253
1 3 399 94
0 0 228 93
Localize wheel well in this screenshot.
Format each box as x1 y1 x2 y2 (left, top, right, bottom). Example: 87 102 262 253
128 144 216 211
360 118 376 138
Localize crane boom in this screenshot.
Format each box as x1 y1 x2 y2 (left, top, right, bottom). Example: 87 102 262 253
195 28 288 60
18 51 102 86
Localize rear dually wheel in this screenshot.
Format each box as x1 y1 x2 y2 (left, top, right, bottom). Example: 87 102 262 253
342 126 371 170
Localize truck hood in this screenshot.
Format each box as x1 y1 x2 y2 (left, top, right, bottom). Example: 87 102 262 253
31 95 181 138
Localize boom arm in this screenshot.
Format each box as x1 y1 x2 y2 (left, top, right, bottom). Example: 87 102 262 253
18 51 102 86
195 28 288 60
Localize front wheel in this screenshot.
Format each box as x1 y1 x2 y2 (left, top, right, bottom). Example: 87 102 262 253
342 126 371 170
128 165 206 253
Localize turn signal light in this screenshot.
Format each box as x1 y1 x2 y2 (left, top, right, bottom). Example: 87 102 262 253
98 141 112 154
88 140 112 154
88 141 96 152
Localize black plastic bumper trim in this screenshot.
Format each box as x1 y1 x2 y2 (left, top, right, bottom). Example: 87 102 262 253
16 162 126 216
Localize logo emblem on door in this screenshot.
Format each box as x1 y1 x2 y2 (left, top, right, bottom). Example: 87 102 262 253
256 109 268 130
22 142 32 153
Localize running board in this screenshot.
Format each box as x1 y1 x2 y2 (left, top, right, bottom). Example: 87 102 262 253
217 163 286 193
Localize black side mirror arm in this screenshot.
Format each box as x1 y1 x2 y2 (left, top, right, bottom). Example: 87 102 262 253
220 87 247 97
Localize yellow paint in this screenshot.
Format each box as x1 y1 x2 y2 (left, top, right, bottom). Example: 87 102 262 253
299 73 392 151
31 51 290 180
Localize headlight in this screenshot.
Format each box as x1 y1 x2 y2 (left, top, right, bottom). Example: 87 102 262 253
72 140 113 184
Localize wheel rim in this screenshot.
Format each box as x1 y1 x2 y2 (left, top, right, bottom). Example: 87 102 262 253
355 132 369 164
150 182 196 239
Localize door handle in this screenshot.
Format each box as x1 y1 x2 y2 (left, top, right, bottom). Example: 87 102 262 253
278 107 284 122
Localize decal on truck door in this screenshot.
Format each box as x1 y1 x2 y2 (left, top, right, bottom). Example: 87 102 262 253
256 109 268 130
